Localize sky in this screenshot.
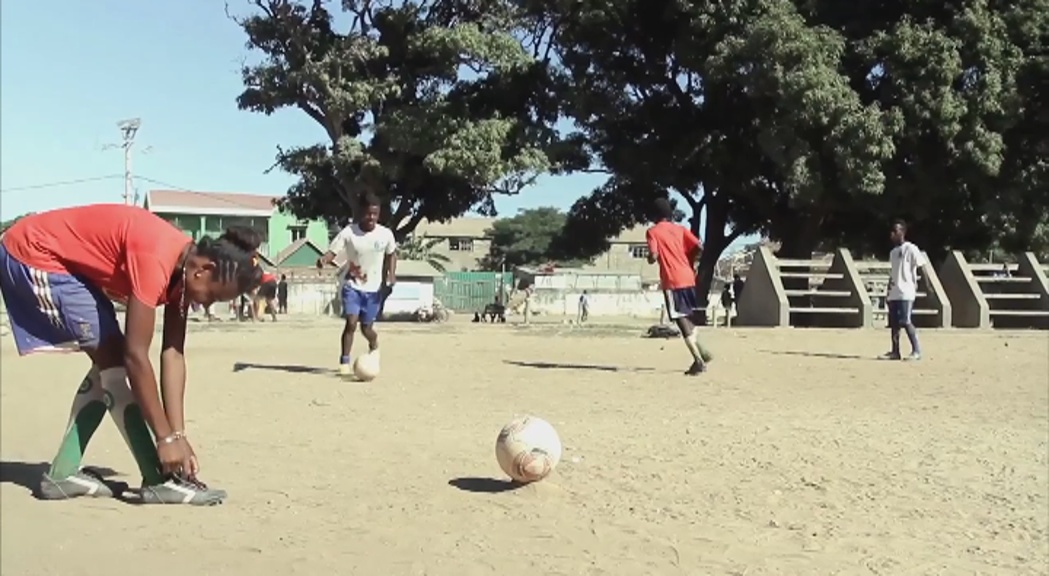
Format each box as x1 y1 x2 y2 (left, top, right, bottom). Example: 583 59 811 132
0 0 607 221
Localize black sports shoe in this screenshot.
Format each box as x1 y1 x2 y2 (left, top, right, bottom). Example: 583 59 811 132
685 361 707 376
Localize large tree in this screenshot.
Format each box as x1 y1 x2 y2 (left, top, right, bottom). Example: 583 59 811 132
799 0 1049 260
536 0 890 299
233 0 564 239
540 0 1048 276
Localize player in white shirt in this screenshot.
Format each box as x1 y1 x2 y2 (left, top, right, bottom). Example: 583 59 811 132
316 192 398 377
885 220 922 360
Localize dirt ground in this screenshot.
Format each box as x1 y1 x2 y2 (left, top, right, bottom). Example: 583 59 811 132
1 316 1046 576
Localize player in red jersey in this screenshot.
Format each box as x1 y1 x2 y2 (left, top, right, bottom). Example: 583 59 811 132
646 198 714 376
253 271 279 322
0 204 263 505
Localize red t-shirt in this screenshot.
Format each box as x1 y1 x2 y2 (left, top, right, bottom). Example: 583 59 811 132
646 221 701 290
2 204 192 307
260 272 277 284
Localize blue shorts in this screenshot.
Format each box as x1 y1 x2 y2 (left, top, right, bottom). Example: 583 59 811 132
0 244 120 355
663 287 700 320
887 299 914 329
341 284 382 324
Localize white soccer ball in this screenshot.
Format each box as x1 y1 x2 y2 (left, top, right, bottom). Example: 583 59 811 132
495 415 562 484
353 351 380 381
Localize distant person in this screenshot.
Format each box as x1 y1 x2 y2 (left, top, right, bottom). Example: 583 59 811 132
646 198 713 375
884 220 923 361
277 274 289 313
255 271 279 322
0 204 261 505
577 290 590 323
732 273 744 304
720 284 733 327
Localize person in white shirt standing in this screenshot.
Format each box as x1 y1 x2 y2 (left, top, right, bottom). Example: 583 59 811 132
316 192 398 377
885 220 922 360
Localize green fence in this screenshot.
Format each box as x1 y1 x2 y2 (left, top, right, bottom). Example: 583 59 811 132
435 271 512 312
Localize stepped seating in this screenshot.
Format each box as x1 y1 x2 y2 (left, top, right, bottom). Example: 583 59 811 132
938 252 1049 329
853 255 951 328
736 246 870 328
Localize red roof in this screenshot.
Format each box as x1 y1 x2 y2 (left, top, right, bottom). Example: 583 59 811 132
146 190 278 213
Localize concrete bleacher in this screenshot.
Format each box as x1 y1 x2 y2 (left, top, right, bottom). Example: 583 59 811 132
853 255 952 329
938 251 1049 329
735 246 871 328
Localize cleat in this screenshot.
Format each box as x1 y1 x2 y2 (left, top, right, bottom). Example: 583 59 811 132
140 475 227 506
38 470 114 500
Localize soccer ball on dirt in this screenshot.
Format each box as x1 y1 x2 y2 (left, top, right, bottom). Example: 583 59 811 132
353 351 380 381
495 415 562 484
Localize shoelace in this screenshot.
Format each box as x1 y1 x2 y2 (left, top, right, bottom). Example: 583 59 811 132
171 473 209 491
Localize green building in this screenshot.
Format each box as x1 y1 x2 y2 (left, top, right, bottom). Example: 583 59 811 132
144 189 330 267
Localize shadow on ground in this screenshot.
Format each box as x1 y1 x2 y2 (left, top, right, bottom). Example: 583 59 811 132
503 360 654 372
0 461 125 499
759 349 873 360
232 362 335 375
448 477 522 494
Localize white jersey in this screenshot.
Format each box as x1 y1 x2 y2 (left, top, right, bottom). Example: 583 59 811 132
329 223 396 293
888 241 923 301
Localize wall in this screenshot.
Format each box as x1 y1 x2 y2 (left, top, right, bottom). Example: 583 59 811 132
528 289 663 318
268 210 330 256
159 213 272 256
270 270 435 317
382 281 436 316
585 240 660 282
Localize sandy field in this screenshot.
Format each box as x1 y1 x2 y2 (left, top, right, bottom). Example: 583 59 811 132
1 316 1047 576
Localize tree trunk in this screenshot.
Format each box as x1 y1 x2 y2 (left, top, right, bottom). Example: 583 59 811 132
692 200 731 326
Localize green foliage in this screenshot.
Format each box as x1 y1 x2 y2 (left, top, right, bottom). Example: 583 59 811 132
234 0 565 239
531 0 1047 287
481 207 589 270
0 214 30 234
398 235 452 272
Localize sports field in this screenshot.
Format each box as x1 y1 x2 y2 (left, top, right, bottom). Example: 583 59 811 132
1 317 1046 575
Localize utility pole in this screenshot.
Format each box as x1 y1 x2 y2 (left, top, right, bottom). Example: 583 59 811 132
103 118 148 205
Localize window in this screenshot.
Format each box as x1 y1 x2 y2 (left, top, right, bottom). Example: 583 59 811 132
289 225 307 242
630 244 650 259
448 237 474 252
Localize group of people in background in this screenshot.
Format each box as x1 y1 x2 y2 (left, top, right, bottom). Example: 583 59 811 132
193 272 289 322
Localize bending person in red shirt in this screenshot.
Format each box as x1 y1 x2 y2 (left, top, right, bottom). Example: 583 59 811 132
646 198 714 376
253 271 279 322
0 204 263 505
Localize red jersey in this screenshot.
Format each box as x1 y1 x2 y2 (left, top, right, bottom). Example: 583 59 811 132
2 204 192 307
646 221 701 290
260 272 277 284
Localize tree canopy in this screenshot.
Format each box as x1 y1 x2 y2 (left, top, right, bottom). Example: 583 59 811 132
235 0 1048 270
480 206 589 270
533 0 1047 285
234 0 566 239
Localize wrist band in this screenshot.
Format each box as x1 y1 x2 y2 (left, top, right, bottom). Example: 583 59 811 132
158 431 185 445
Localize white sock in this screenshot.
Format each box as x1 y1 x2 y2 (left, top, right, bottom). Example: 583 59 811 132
99 368 163 484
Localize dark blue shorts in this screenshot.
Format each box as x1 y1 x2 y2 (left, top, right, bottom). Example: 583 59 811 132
887 299 914 328
0 244 119 355
663 287 700 320
341 284 382 324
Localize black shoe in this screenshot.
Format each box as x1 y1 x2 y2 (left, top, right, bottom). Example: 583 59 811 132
685 361 707 376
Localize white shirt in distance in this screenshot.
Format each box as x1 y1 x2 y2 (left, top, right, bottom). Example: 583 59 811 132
888 241 924 301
